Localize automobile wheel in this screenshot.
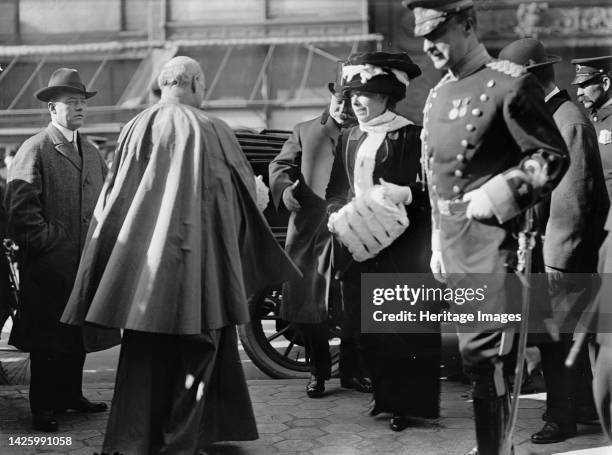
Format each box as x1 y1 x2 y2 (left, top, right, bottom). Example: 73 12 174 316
238 285 340 379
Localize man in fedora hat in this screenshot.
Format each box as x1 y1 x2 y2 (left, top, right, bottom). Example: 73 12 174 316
4 67 109 432
404 1 569 453
571 56 612 200
500 37 608 443
268 64 372 399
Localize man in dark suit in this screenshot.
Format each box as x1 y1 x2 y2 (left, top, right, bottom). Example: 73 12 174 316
269 78 372 398
404 1 569 453
500 37 609 444
4 68 108 432
571 56 612 200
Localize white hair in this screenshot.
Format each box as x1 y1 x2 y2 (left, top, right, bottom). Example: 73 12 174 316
157 56 203 89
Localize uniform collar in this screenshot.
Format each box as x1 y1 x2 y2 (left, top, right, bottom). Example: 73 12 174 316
593 98 612 122
450 44 492 79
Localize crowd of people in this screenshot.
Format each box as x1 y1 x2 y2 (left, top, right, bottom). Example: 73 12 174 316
2 0 612 454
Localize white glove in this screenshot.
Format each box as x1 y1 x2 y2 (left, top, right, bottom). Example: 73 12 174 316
430 229 446 283
254 175 270 212
464 188 494 220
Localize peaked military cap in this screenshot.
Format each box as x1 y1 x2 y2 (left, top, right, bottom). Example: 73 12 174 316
498 38 561 70
570 56 612 85
341 51 421 101
402 0 474 37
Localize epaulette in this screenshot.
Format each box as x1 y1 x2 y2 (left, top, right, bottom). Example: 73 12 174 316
486 60 526 78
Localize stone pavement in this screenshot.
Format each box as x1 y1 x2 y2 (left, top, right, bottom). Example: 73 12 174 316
0 380 610 455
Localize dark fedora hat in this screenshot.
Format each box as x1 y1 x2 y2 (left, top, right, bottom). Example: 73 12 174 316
498 38 561 70
35 67 97 102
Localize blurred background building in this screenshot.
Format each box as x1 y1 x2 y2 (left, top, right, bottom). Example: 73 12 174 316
0 0 611 156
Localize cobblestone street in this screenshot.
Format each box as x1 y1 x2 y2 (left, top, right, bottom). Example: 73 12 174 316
1 380 610 455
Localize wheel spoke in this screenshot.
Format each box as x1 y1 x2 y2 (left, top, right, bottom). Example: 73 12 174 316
283 339 296 357
266 325 290 342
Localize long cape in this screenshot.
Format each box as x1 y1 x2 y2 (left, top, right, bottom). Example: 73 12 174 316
62 101 299 348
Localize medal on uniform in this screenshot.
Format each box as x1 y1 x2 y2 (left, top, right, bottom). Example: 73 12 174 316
458 97 471 118
449 99 461 120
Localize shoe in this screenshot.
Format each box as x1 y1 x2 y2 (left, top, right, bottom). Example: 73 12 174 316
531 421 577 444
59 397 108 413
32 410 58 432
340 376 373 393
306 375 325 398
390 414 409 432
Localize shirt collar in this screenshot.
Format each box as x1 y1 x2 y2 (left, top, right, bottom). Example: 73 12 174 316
545 86 561 103
51 121 77 142
450 44 492 79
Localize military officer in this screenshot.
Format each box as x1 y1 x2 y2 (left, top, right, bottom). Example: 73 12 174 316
571 56 612 200
404 1 569 454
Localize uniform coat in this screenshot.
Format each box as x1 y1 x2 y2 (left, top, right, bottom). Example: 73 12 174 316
5 123 107 353
269 113 340 323
591 101 612 200
422 45 568 346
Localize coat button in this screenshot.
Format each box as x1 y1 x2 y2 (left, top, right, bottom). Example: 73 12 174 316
429 156 434 164
480 94 489 102
452 185 461 194
456 154 465 162
472 108 482 116
432 92 437 98
461 139 469 148
454 169 463 177
466 124 476 132
487 80 496 88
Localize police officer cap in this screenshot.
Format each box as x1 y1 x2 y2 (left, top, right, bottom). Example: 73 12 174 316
498 38 561 70
570 56 612 85
341 52 421 102
402 0 474 37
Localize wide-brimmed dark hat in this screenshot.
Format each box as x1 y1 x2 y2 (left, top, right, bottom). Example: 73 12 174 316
498 38 561 70
570 56 612 85
403 0 474 37
341 52 421 101
35 68 97 102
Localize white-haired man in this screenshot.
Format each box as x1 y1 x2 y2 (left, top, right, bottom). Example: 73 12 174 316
61 56 298 454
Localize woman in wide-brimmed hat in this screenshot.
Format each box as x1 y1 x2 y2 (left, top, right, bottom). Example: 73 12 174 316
327 51 441 432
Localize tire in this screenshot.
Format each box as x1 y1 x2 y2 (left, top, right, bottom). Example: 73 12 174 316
238 285 340 379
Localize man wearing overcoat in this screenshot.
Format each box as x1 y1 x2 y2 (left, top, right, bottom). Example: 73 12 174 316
404 1 569 453
269 79 372 397
4 68 109 431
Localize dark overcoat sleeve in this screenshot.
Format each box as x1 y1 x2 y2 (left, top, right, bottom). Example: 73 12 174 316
480 74 569 223
5 139 65 256
268 124 302 209
545 119 605 271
